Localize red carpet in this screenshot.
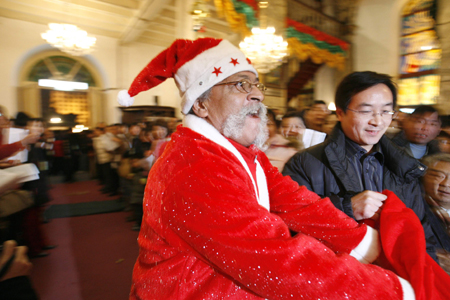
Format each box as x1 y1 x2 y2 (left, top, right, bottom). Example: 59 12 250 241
30 180 139 300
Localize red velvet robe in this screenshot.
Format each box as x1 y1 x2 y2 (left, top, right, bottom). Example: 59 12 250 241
130 116 415 299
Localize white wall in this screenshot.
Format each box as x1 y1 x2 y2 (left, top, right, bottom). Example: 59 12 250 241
0 17 46 118
353 0 409 76
1 1 414 122
117 43 182 119
0 17 182 125
314 65 336 105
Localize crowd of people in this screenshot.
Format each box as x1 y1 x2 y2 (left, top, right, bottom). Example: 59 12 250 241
0 106 182 297
2 37 450 299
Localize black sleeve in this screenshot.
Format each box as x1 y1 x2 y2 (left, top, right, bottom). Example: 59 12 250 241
0 276 39 300
283 153 357 220
282 153 314 192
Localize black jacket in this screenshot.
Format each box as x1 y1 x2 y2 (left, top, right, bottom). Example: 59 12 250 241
391 130 441 159
283 123 439 259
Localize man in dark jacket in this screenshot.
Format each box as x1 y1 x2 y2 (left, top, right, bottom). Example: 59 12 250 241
391 105 441 159
283 71 439 260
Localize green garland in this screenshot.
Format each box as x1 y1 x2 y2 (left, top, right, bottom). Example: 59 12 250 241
231 0 259 29
286 28 346 54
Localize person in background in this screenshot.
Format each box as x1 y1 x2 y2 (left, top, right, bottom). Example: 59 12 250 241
21 118 56 257
437 131 450 154
101 124 122 196
92 127 113 193
0 240 38 300
279 111 305 150
302 100 331 132
150 119 170 159
263 109 297 171
391 105 441 159
421 153 450 274
121 123 144 221
0 108 40 161
322 112 338 136
42 128 55 176
283 71 438 261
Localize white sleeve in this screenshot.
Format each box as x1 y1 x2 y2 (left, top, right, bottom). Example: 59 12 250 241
350 226 380 264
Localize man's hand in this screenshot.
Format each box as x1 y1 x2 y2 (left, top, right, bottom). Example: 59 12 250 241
0 240 32 281
351 191 387 221
20 133 40 147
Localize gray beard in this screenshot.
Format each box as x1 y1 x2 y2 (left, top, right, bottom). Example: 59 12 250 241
222 103 268 149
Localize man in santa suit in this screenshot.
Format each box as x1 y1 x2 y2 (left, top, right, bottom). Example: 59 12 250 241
118 38 449 300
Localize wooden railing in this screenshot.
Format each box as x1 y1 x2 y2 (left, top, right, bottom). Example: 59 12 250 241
288 0 347 40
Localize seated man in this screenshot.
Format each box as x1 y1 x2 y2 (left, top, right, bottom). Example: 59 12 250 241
391 105 441 159
117 38 445 299
283 71 438 260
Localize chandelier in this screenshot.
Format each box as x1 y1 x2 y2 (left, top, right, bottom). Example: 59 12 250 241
239 26 288 74
41 23 96 56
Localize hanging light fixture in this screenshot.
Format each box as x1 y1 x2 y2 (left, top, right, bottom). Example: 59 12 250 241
41 23 96 56
239 1 288 74
240 27 288 74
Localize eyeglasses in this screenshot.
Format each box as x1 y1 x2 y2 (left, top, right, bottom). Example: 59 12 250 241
347 108 397 118
214 80 267 95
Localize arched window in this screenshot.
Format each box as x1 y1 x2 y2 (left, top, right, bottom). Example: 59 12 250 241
397 0 440 108
28 56 96 86
25 56 97 127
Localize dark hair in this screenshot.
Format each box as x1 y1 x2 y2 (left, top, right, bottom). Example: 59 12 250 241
313 100 327 106
187 88 212 116
267 109 280 128
335 71 397 111
441 115 450 128
153 119 169 130
411 105 441 123
438 130 450 139
282 111 304 123
14 112 31 127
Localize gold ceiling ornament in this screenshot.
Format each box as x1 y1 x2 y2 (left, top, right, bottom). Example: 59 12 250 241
190 0 210 32
239 1 288 74
41 23 96 56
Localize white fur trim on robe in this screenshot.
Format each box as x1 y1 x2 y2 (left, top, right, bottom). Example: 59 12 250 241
184 114 270 211
350 226 380 264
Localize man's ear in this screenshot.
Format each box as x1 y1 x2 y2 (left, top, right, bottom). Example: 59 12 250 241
335 107 344 121
192 100 209 118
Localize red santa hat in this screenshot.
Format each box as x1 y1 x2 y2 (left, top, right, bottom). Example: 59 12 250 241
117 38 257 114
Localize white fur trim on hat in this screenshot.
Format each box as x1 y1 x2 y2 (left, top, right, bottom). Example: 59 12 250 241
176 40 257 114
118 90 135 107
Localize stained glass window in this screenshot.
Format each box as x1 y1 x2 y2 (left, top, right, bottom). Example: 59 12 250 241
397 0 440 106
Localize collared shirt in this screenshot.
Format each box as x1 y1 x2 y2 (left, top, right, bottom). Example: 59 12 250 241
345 138 384 192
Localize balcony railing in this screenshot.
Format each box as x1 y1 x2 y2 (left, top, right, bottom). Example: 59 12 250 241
288 0 347 40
